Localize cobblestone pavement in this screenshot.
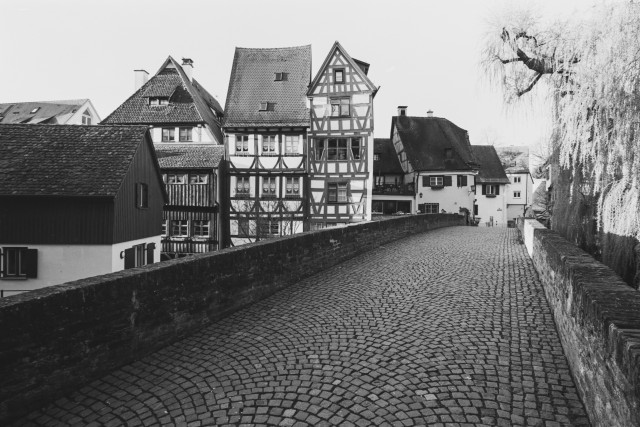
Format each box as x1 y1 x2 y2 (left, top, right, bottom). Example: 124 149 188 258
18 227 589 426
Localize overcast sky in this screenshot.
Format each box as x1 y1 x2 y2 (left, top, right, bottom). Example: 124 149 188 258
1 0 592 152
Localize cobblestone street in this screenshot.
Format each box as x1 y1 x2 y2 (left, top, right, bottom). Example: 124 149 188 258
18 227 589 426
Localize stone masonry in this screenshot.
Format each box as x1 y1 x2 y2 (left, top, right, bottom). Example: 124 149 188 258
16 227 589 426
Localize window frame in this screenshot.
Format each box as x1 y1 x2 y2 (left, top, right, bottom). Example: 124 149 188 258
167 173 186 184
82 110 92 125
262 135 277 155
327 138 348 161
285 177 301 198
235 135 249 154
236 176 250 196
258 219 280 238
373 153 380 161
171 220 189 237
284 135 299 155
334 68 345 84
189 174 208 184
423 203 440 214
274 72 288 81
513 191 521 198
259 102 275 112
430 176 444 187
179 127 193 142
514 176 522 183
351 138 361 160
262 176 277 198
330 97 350 117
238 218 252 238
486 185 496 196
328 182 348 203
192 220 210 238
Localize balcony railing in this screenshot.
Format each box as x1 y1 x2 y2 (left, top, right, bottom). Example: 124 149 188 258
161 238 217 255
373 183 415 196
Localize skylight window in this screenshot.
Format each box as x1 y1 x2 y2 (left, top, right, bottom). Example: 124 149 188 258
30 107 40 114
274 72 288 81
259 102 275 112
149 97 169 106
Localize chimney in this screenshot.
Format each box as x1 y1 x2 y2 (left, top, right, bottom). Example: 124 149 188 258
182 58 194 81
427 109 434 118
134 70 149 91
398 106 408 116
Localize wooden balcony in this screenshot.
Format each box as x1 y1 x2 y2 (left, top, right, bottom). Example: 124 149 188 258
372 183 415 196
165 184 213 207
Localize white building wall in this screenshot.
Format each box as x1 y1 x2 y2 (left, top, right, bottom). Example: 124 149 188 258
416 173 475 214
1 235 162 296
476 186 508 226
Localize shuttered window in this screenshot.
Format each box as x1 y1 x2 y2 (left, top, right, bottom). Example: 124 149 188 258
124 243 155 269
457 175 468 187
1 247 37 279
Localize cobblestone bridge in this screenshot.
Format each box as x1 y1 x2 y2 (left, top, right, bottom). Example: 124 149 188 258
18 227 589 426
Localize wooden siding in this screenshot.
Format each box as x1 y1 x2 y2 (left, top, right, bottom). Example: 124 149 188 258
165 183 213 207
113 136 166 243
0 196 114 244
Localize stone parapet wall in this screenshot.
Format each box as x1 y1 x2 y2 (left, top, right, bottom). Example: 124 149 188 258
0 214 464 423
522 219 640 427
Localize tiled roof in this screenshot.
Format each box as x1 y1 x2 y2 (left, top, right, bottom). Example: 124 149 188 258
391 116 479 172
224 46 311 128
154 144 225 169
495 146 530 174
0 100 88 124
102 57 223 143
0 124 149 197
373 138 403 175
470 145 511 184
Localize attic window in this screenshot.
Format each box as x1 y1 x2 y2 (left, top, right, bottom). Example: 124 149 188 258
30 107 40 114
274 72 288 81
149 97 169 106
259 102 275 112
444 148 453 159
334 69 345 84
374 153 380 161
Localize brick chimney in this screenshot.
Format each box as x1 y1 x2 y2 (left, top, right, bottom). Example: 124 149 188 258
427 109 434 117
182 58 194 81
398 106 408 116
134 70 149 91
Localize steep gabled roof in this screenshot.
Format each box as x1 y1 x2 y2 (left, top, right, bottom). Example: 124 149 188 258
102 56 223 143
154 144 225 169
495 145 531 174
0 99 89 124
224 45 311 128
307 41 377 96
0 124 152 197
391 115 478 172
373 138 403 175
471 145 511 184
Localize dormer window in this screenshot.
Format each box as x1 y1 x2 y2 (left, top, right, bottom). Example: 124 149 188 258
274 72 288 81
30 107 40 114
334 69 345 84
82 110 92 125
149 97 169 106
259 102 275 112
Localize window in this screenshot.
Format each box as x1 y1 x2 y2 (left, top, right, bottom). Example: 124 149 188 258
351 138 361 160
238 219 251 237
430 176 444 187
30 107 40 114
334 68 345 83
514 191 521 198
421 203 439 214
235 135 249 153
285 135 299 154
374 153 380 161
192 220 210 237
483 185 499 196
513 176 522 183
82 110 92 125
179 127 193 142
171 220 189 237
457 175 468 187
259 102 275 112
262 177 277 197
162 128 175 142
285 177 300 197
124 243 155 269
315 139 325 159
136 183 148 209
161 221 167 236
189 174 207 184
1 247 37 279
236 177 250 195
327 139 348 160
134 244 145 267
274 72 288 81
262 135 277 154
330 98 350 117
167 174 185 184
149 97 169 106
328 182 348 203
258 219 279 238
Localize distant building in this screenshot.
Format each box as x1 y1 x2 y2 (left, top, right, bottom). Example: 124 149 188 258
0 125 166 297
102 56 225 256
0 99 100 125
495 146 534 221
471 145 511 227
307 42 378 229
391 108 479 216
372 138 414 214
223 46 311 246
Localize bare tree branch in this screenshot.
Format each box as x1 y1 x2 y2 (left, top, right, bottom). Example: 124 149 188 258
517 72 543 96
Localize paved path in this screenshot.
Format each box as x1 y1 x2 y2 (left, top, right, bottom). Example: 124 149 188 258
19 227 589 426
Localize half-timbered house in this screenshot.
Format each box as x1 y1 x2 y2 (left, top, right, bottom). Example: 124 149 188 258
102 56 225 256
307 42 378 228
372 138 414 215
223 46 311 246
391 108 479 216
0 125 166 297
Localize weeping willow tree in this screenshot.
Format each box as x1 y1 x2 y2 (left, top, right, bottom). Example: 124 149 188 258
483 1 640 287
